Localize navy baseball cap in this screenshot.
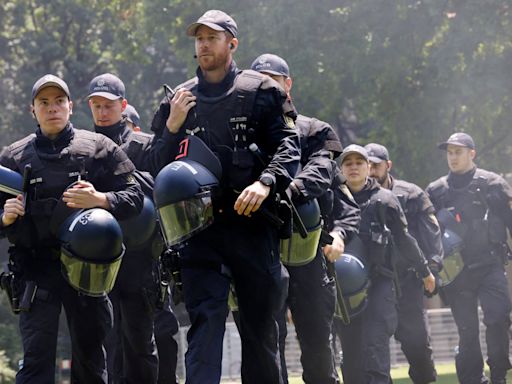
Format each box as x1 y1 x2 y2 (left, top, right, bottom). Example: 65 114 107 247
339 144 369 164
88 73 125 100
438 132 475 150
123 104 140 127
32 74 70 103
364 143 389 164
251 54 290 77
186 10 238 37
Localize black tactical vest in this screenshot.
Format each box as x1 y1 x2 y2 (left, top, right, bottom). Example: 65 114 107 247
9 130 99 247
428 169 508 263
357 188 396 271
177 71 269 193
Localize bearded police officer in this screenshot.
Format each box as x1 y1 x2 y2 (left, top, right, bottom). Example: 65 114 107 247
365 142 442 384
426 132 512 384
251 53 360 384
148 10 300 384
335 144 435 383
88 73 164 383
0 74 143 384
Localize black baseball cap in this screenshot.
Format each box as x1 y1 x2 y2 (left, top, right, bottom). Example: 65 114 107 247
186 10 238 37
88 73 125 100
251 54 290 77
123 104 140 127
31 74 70 103
364 143 389 164
339 144 369 164
438 132 475 150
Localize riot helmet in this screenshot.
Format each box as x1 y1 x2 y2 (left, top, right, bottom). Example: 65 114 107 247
154 136 221 247
334 237 369 324
280 198 322 266
438 228 465 286
58 208 125 296
119 195 158 249
435 208 466 286
0 165 23 196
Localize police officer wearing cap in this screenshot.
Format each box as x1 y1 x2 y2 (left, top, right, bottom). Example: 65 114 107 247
0 74 143 383
123 104 141 132
335 144 435 383
251 53 360 384
426 132 512 384
88 73 177 384
365 142 442 384
148 10 300 384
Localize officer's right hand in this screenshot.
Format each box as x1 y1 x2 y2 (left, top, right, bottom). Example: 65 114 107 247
2 195 25 227
166 88 196 134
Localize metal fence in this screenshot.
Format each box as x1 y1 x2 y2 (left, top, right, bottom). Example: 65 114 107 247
174 307 496 380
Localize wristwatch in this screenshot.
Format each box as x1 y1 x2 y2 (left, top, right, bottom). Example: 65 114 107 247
258 174 274 189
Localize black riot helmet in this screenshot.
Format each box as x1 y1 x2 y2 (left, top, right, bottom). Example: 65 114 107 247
119 195 158 249
334 237 369 324
154 135 221 247
58 208 125 296
280 198 322 266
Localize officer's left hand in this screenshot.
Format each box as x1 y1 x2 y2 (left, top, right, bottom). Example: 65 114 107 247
62 180 110 210
323 232 345 262
423 272 436 294
234 181 270 216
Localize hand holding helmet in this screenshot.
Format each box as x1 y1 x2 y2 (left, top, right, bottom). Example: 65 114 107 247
323 232 345 262
62 180 110 209
234 180 270 216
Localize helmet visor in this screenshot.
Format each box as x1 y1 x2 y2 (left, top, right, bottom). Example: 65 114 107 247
158 192 214 247
60 247 124 296
280 226 322 266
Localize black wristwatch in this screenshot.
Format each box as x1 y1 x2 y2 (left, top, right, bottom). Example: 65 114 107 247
258 174 274 189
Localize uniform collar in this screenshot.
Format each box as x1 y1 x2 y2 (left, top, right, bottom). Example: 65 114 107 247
447 166 477 189
197 61 239 97
35 122 74 151
94 119 130 146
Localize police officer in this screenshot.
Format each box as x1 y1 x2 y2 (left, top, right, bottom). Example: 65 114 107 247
365 142 442 384
123 104 141 131
148 10 300 384
251 53 360 384
426 132 512 384
120 102 180 384
335 144 435 383
0 74 143 383
88 73 163 383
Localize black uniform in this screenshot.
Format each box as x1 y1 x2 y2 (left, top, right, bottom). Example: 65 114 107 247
278 114 359 384
389 175 443 384
335 178 430 384
149 62 300 384
94 120 161 384
0 123 143 384
426 167 512 384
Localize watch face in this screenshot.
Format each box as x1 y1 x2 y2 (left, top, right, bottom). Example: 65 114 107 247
260 176 272 186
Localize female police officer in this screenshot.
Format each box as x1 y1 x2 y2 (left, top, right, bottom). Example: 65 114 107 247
0 74 143 384
335 144 435 383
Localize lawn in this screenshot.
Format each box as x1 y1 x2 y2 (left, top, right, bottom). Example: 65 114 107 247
282 363 512 383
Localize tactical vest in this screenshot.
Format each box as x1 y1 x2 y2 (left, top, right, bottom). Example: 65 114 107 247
357 189 396 273
428 169 508 263
177 70 274 193
9 130 99 248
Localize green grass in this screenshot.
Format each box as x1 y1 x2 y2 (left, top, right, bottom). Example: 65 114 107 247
284 363 512 383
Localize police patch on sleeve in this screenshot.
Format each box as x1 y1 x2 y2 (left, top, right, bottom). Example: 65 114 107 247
284 115 295 129
126 174 136 184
